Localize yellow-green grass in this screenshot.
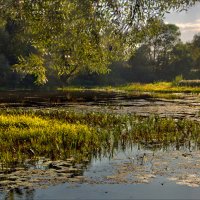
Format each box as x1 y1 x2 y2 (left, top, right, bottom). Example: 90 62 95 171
58 85 122 93
117 82 200 93
0 114 99 164
1 109 200 166
58 82 200 94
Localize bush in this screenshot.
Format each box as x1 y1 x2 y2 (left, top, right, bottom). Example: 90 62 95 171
172 75 183 86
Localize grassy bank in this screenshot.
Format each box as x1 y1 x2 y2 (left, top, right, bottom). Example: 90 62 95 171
117 82 200 93
1 109 200 166
0 113 101 165
59 81 200 94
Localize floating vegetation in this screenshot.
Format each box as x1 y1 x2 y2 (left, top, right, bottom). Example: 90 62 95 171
0 158 86 191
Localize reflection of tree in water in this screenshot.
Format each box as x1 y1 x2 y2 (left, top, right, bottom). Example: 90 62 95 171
4 188 35 200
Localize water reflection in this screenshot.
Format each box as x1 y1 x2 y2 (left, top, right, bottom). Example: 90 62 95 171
0 90 199 120
2 188 35 200
1 140 200 199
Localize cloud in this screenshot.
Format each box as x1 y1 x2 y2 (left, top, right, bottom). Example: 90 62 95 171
164 2 200 41
176 19 200 32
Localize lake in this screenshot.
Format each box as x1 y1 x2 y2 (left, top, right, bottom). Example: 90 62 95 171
0 90 200 199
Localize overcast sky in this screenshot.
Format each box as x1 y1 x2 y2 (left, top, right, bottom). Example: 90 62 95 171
164 2 200 42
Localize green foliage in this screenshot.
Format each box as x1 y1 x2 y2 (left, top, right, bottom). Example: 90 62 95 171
142 20 181 69
0 0 198 84
0 16 36 88
87 23 199 86
14 54 47 85
172 75 184 86
190 33 200 76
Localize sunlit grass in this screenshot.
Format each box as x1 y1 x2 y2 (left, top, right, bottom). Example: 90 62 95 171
0 113 99 164
58 81 200 94
59 85 122 93
149 93 183 99
117 82 200 93
1 109 200 166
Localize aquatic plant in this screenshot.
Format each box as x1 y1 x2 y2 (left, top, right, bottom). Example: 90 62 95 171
0 109 200 166
0 113 100 165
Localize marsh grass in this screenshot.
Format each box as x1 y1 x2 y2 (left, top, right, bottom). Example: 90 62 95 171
57 86 86 91
0 113 99 166
59 82 200 98
1 109 200 166
117 82 200 93
146 93 183 99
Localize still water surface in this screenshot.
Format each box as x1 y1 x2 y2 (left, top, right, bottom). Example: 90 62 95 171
1 144 200 199
0 90 199 119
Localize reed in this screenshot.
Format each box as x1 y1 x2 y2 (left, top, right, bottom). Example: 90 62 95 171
1 109 200 165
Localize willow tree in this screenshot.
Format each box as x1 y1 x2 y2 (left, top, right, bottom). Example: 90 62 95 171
0 0 198 84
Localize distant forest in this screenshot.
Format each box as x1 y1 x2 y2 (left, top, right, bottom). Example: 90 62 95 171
0 19 200 88
73 24 200 86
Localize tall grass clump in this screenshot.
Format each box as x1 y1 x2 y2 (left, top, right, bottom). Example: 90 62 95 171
0 113 100 164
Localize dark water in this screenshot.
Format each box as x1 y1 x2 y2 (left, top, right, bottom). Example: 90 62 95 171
0 90 199 119
0 90 158 109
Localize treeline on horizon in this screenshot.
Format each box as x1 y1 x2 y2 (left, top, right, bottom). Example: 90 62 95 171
0 18 200 89
73 24 200 86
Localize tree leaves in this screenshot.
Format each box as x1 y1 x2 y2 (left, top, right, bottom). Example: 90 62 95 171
0 0 199 84
13 54 47 85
